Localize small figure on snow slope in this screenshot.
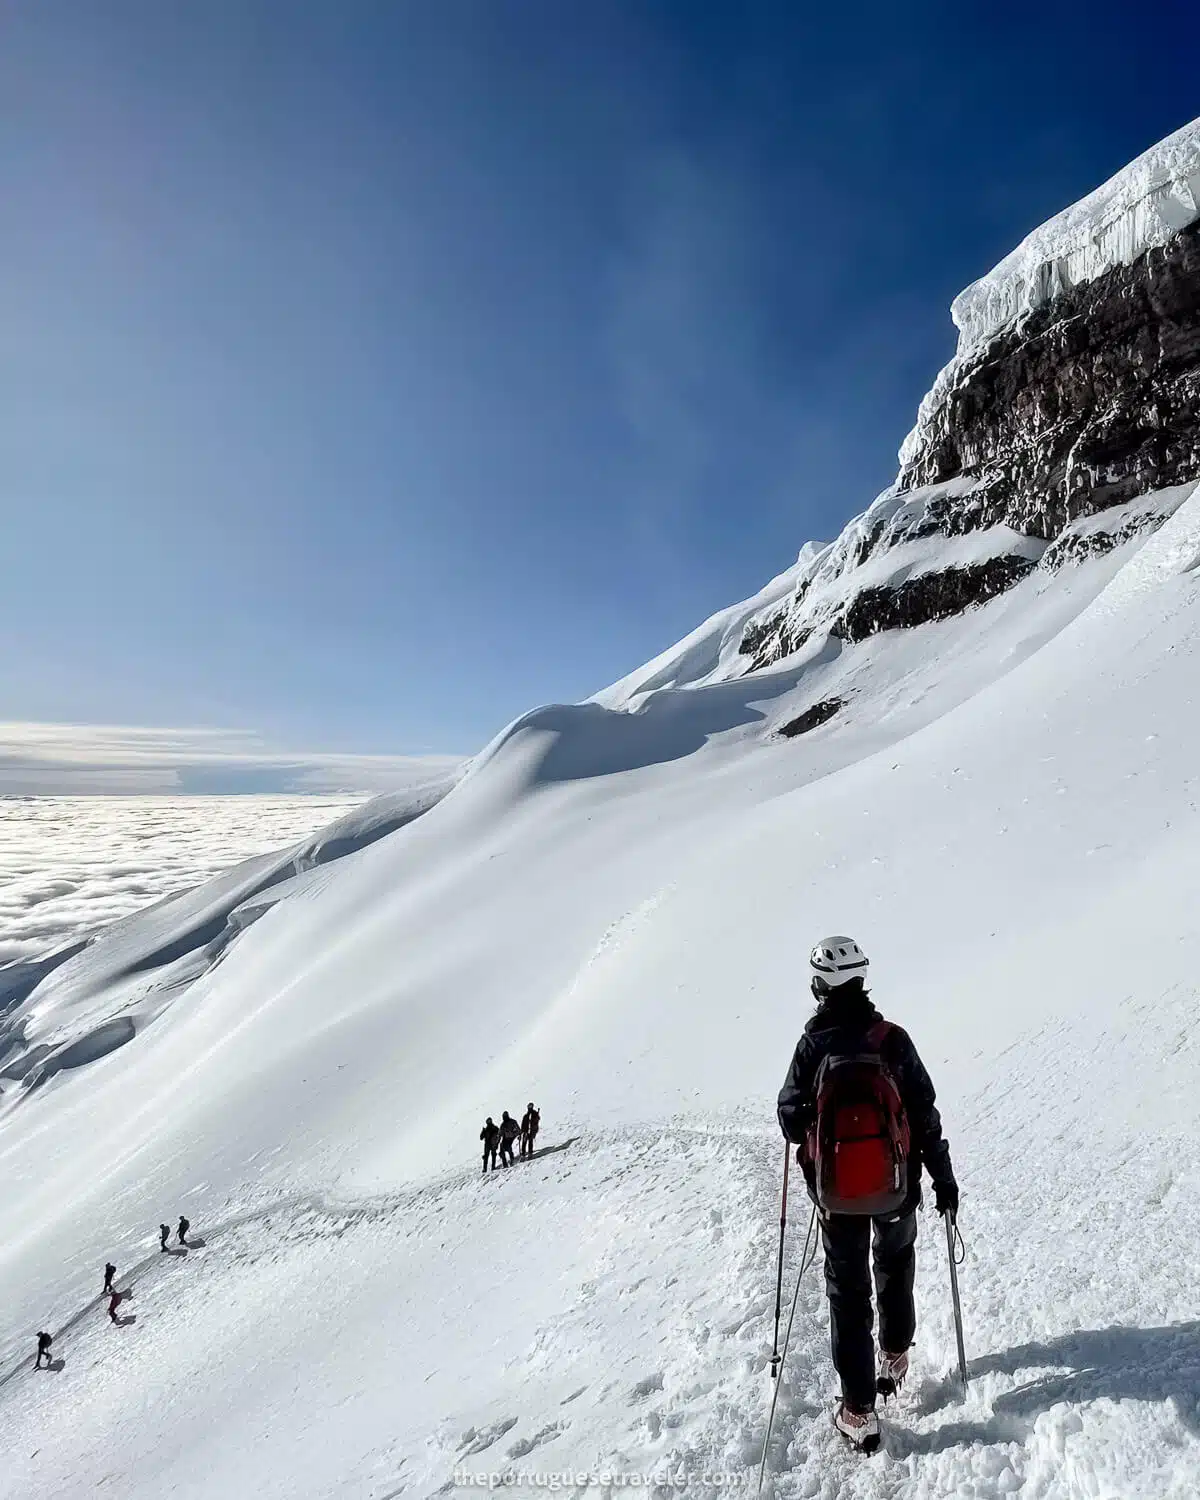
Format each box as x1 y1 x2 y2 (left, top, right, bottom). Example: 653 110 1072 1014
480 1117 500 1172
160 1224 171 1253
498 1111 520 1167
178 1215 190 1247
103 1261 117 1295
777 936 959 1453
34 1331 53 1369
520 1102 540 1159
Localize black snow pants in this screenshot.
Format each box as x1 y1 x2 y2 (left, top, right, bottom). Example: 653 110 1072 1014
820 1209 917 1413
483 1146 498 1172
500 1141 515 1167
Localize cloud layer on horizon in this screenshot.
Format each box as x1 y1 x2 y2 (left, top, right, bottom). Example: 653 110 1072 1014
0 723 464 796
0 793 369 965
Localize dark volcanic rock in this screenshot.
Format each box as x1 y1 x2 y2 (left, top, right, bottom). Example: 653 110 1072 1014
900 220 1200 536
832 556 1036 643
1040 499 1174 572
739 613 813 671
778 699 842 737
739 575 815 665
739 218 1200 672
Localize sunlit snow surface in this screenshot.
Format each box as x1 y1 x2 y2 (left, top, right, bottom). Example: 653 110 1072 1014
1 484 1199 1498
0 796 364 965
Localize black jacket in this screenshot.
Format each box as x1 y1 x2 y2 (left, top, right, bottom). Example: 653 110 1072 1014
777 990 955 1212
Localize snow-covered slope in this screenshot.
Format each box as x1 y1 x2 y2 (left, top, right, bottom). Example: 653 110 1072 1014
593 547 822 710
2 486 1200 1497
5 127 1200 1500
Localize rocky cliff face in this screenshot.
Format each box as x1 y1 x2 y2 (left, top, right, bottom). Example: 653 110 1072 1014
741 123 1200 671
898 219 1200 538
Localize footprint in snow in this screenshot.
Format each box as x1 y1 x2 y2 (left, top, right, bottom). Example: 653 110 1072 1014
459 1418 518 1455
507 1422 567 1459
629 1372 664 1402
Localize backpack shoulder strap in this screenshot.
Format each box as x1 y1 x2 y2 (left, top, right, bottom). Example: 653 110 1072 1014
864 1018 893 1050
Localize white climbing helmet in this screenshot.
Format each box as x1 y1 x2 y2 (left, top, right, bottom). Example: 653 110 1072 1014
809 935 869 988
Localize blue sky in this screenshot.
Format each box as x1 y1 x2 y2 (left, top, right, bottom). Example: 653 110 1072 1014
1 1 1195 766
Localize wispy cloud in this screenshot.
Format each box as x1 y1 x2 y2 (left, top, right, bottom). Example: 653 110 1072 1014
0 723 463 796
602 146 822 606
606 151 764 519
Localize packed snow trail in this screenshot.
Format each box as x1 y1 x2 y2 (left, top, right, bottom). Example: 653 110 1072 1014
4 1111 1200 1498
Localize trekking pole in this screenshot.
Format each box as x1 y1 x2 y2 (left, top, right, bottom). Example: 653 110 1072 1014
944 1211 968 1390
769 1142 790 1379
758 1200 818 1497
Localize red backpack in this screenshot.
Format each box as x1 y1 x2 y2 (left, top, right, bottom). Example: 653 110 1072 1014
805 1020 911 1216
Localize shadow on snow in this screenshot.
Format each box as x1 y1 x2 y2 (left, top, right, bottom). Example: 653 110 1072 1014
899 1320 1200 1454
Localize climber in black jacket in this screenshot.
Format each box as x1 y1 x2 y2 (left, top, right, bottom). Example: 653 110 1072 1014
498 1111 521 1167
480 1117 500 1173
777 936 959 1452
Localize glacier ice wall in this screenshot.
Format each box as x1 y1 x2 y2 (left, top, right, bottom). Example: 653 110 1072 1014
900 116 1200 473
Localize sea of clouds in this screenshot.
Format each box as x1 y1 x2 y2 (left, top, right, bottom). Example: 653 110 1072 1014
0 795 365 965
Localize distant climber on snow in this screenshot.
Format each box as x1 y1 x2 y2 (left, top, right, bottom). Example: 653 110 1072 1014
107 1289 124 1325
480 1117 500 1173
498 1111 520 1167
178 1215 190 1246
160 1224 171 1253
103 1262 116 1295
777 936 959 1454
520 1102 540 1159
34 1331 53 1369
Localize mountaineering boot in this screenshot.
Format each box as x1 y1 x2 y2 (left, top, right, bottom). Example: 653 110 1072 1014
877 1347 909 1399
833 1401 880 1454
